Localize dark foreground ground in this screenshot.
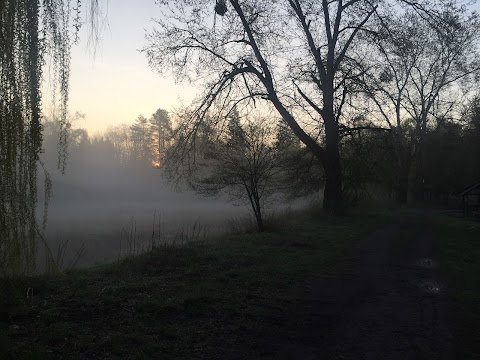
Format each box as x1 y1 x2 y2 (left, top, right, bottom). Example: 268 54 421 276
1 208 479 359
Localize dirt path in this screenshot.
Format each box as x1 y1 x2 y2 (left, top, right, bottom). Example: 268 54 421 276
258 213 455 359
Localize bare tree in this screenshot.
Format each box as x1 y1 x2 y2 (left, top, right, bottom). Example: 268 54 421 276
144 0 391 215
364 5 480 202
104 124 135 164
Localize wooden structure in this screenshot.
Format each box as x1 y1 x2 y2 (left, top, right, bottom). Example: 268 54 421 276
460 183 480 217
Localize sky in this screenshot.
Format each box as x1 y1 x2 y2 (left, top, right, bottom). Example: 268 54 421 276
60 0 480 134
63 0 197 134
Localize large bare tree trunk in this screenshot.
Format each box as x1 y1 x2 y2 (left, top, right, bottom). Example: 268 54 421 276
323 107 344 215
396 176 409 204
412 141 427 202
396 155 411 204
323 154 344 214
269 94 344 215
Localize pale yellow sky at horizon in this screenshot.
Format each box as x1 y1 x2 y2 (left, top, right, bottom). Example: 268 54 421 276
56 0 197 134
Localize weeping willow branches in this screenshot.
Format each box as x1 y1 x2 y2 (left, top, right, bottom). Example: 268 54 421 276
0 0 98 275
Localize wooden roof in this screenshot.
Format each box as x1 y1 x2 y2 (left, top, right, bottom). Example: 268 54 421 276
459 182 480 196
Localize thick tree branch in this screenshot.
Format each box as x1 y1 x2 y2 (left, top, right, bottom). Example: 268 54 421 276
289 0 327 84
335 5 377 72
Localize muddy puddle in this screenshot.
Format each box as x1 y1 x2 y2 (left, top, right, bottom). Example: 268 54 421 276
416 257 436 269
413 279 443 294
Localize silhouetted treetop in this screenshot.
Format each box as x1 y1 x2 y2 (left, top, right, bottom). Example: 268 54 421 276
145 0 477 213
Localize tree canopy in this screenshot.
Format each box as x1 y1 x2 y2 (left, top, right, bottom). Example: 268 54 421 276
144 0 479 214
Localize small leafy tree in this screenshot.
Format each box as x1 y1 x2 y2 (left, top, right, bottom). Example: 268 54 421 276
174 112 283 231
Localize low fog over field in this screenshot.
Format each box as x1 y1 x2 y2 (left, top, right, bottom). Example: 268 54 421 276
35 117 310 269
35 120 265 269
39 166 252 268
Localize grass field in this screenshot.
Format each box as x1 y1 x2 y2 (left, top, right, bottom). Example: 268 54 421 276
0 208 388 359
433 212 480 359
1 207 479 359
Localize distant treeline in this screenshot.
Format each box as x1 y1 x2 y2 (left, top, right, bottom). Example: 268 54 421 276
42 109 173 171
340 95 480 204
44 95 480 210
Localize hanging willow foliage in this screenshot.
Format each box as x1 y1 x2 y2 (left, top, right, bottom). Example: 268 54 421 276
0 0 90 276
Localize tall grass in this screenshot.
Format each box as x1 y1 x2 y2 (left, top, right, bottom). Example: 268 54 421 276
117 212 210 262
38 231 86 275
